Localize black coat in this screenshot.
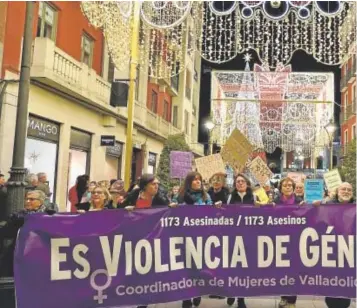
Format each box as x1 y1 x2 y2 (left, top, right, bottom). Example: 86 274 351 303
76 202 113 212
120 188 169 208
0 185 7 222
207 187 230 204
0 208 55 277
227 189 255 205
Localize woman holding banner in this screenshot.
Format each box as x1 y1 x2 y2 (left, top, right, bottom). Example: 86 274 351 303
120 174 169 209
313 182 354 308
177 171 213 308
226 173 255 308
273 177 304 308
273 177 304 207
76 185 112 212
207 172 230 206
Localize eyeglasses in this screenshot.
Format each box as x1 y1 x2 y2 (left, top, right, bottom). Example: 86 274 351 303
92 191 104 195
282 184 293 188
236 180 246 184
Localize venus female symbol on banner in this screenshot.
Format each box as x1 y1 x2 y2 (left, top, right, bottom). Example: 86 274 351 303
90 269 112 304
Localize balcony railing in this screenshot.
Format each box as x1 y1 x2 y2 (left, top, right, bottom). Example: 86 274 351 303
348 61 356 82
31 37 111 108
341 103 356 123
124 103 182 139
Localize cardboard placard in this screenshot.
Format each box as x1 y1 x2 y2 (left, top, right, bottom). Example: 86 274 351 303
254 187 270 205
248 156 273 186
221 129 254 171
323 169 342 192
195 154 226 180
287 172 306 183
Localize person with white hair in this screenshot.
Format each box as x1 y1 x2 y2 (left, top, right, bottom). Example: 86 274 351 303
26 173 38 189
313 181 354 308
37 172 51 197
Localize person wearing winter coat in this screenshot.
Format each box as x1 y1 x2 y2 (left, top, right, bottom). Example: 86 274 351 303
207 172 230 206
227 173 255 206
120 174 169 210
178 171 212 206
0 190 55 277
313 182 354 308
226 173 255 308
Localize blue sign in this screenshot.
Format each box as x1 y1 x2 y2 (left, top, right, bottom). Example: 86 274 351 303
304 179 324 203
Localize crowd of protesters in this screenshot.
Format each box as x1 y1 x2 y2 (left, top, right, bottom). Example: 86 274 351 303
0 169 355 308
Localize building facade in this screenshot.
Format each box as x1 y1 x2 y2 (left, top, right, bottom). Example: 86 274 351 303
340 4 356 154
0 2 203 211
340 52 356 152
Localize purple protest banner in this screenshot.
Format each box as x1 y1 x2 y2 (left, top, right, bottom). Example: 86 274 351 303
170 151 193 179
14 205 356 308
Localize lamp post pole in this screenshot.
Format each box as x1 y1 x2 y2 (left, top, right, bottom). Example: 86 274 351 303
329 138 333 170
123 1 141 191
204 120 215 156
6 1 34 214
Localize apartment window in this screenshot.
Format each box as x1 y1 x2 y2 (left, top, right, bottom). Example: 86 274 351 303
81 33 94 67
151 90 158 113
344 129 348 145
344 92 348 120
163 100 169 121
184 110 189 135
172 106 178 128
353 125 356 140
37 2 56 41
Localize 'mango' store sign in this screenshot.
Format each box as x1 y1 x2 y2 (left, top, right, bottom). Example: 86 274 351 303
27 116 59 142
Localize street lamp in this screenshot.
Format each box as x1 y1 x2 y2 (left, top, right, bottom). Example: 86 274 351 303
204 120 215 155
324 120 337 170
6 1 34 215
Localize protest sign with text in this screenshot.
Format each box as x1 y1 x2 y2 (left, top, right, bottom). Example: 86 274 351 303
170 151 193 179
15 205 356 308
304 179 324 203
221 129 254 172
323 169 342 192
195 154 226 180
248 156 273 186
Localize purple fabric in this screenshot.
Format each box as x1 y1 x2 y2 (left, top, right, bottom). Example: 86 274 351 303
170 151 193 179
14 204 356 308
280 194 296 205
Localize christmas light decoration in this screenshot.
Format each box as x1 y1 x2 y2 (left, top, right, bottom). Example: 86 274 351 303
211 60 335 157
81 1 356 79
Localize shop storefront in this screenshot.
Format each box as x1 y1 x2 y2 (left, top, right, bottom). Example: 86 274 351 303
105 141 123 180
25 115 60 201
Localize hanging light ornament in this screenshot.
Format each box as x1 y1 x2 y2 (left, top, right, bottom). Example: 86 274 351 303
81 1 356 77
211 62 334 155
